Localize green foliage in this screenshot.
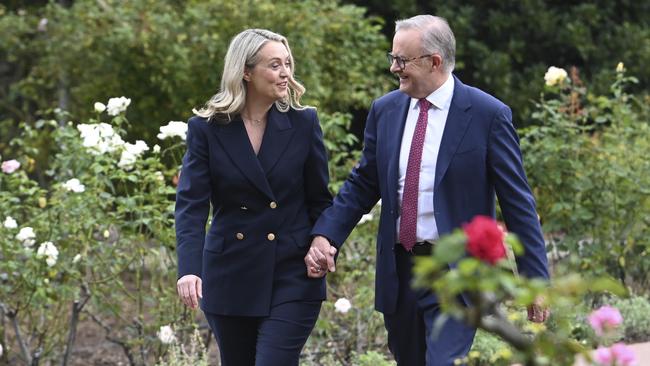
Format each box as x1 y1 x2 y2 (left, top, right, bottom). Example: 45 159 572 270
0 0 390 142
521 67 650 292
612 296 650 343
156 330 209 366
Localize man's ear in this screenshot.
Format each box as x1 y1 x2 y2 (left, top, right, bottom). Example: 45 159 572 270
431 54 443 71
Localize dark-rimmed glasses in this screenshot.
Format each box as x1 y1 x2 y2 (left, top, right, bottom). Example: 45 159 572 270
387 53 433 70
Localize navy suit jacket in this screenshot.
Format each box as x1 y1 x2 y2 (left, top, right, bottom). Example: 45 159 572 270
312 76 549 315
175 106 332 316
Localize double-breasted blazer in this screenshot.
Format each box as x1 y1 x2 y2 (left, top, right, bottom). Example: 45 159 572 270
175 105 332 316
312 75 549 315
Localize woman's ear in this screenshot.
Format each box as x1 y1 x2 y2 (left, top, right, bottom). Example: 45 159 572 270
243 67 251 82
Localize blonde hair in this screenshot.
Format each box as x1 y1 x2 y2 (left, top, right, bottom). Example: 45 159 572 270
193 29 305 122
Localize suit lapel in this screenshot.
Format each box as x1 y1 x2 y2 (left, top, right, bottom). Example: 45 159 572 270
257 106 295 175
211 117 275 200
435 76 472 191
384 93 411 213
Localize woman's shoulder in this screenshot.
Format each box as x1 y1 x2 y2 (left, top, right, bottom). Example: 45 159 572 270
287 106 318 125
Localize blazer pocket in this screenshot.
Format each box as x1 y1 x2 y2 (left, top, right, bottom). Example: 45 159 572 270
204 234 224 254
291 227 312 248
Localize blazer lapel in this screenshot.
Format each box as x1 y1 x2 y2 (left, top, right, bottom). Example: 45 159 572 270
257 106 295 175
435 75 472 191
384 93 411 213
211 117 275 200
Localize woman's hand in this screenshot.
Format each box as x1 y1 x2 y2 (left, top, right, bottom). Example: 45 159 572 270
176 275 202 309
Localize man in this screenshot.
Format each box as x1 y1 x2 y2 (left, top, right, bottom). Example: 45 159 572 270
304 15 550 365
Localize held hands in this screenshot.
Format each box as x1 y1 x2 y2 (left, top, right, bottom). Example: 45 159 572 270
304 235 337 278
176 274 202 309
527 296 551 323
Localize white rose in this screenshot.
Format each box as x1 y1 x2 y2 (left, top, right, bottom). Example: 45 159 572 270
3 216 18 229
334 298 352 314
94 102 106 113
16 227 36 247
157 325 176 344
544 66 568 87
37 241 59 267
106 97 132 116
616 62 625 73
153 144 161 153
157 121 188 141
63 178 85 193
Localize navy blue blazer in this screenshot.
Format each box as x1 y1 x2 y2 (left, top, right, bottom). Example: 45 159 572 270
312 76 549 315
175 105 332 316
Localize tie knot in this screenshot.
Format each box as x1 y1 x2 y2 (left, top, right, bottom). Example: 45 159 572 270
418 98 431 111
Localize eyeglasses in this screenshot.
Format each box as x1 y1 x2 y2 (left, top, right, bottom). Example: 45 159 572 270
387 53 433 70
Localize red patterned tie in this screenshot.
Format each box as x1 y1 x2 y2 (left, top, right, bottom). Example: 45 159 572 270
399 98 431 251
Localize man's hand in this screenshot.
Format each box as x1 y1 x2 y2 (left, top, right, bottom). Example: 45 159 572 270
304 235 337 278
176 274 202 309
527 296 550 323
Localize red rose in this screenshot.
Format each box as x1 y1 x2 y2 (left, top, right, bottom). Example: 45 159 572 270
463 216 506 265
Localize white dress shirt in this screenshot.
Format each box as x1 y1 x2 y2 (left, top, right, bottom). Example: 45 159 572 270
396 75 454 242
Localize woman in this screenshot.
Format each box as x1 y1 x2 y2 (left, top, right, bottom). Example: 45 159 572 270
175 29 332 365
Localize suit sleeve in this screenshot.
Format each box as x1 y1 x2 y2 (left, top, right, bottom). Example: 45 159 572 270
311 102 382 248
304 110 333 223
488 106 549 279
175 118 211 278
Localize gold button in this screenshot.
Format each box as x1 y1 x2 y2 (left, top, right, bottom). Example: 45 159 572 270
236 232 244 240
267 233 276 241
269 201 277 209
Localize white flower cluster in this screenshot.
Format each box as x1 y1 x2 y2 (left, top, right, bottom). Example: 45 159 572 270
16 227 36 247
157 325 176 344
106 97 131 116
63 178 85 193
3 216 18 229
37 241 59 267
157 121 188 141
334 298 352 313
544 66 568 87
77 123 125 155
118 140 149 170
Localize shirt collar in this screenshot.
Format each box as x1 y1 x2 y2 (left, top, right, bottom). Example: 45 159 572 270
409 74 455 111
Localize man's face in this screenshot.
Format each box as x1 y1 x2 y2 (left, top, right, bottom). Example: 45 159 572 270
390 29 436 99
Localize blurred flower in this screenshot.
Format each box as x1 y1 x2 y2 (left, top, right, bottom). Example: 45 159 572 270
16 227 36 247
2 159 21 174
37 18 48 32
73 254 82 263
153 144 161 153
38 197 47 208
157 121 188 141
616 62 625 73
103 230 110 238
154 171 164 181
3 216 18 229
595 343 636 366
118 140 149 170
63 178 85 193
94 102 106 113
544 66 568 87
463 216 506 265
358 213 373 225
0 343 2 357
589 305 623 336
157 325 176 344
106 96 131 116
37 241 59 267
334 298 352 313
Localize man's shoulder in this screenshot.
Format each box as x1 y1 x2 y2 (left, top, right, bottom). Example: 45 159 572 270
373 90 409 110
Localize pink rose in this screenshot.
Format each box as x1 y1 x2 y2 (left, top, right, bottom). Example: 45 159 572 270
595 346 613 365
1 159 20 174
463 216 506 265
594 343 636 366
611 343 636 366
588 305 623 336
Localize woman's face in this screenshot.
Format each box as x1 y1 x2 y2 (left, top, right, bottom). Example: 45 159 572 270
244 41 291 102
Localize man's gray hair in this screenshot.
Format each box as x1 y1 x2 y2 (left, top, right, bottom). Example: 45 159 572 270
395 15 456 73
